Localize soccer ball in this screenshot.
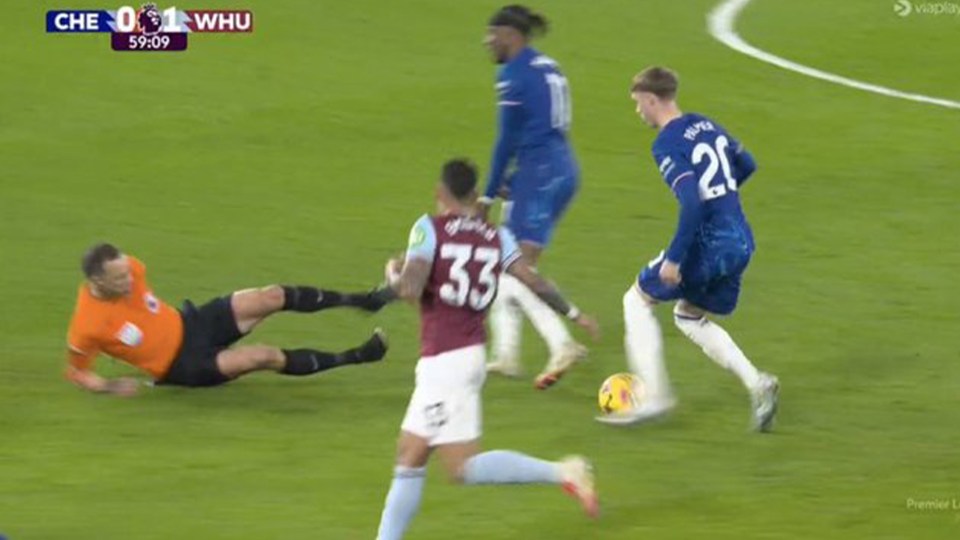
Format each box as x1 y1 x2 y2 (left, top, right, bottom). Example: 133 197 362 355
598 373 645 414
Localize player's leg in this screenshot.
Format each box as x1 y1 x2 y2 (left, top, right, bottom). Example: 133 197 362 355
672 299 778 431
436 440 600 517
487 192 523 376
672 257 759 389
376 431 432 540
487 193 533 377
431 442 597 517
489 243 581 384
510 239 585 388
231 284 388 335
596 287 674 425
489 255 582 386
488 275 524 377
598 253 680 425
673 257 779 431
450 344 597 515
426 372 599 518
673 299 760 388
494 175 585 387
624 284 674 408
377 347 470 540
215 329 388 379
522 170 588 389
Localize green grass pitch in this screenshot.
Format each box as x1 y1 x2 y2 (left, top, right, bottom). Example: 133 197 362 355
2 0 959 538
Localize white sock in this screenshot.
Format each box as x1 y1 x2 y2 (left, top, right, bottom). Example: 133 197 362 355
508 273 571 358
490 275 522 365
673 308 761 391
622 286 673 405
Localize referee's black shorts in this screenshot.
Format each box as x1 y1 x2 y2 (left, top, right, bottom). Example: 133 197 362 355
157 295 245 387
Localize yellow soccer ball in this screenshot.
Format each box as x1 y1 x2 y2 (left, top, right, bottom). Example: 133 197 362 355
598 373 646 414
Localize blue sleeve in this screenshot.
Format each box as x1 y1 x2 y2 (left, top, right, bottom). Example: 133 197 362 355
665 175 704 264
485 73 524 199
498 227 522 268
654 144 697 192
654 145 703 264
404 215 437 264
722 133 757 186
732 144 757 186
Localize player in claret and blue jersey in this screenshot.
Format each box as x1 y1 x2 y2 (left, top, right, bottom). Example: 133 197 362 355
480 5 586 389
372 159 600 540
599 66 780 432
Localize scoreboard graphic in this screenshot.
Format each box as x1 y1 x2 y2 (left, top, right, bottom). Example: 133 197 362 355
46 3 253 51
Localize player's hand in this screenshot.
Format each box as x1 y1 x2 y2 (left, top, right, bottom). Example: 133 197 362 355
106 377 139 397
384 257 403 286
574 313 601 341
475 198 492 221
659 260 682 287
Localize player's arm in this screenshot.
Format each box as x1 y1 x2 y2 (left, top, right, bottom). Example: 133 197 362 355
479 76 524 214
728 136 757 186
665 174 704 264
385 258 431 302
656 150 704 285
500 229 600 339
507 261 599 339
382 215 437 303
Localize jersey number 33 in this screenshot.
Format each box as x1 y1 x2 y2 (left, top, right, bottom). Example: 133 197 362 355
439 243 500 311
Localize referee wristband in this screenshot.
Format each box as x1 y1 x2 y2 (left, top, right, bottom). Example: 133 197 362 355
566 306 581 321
478 196 494 205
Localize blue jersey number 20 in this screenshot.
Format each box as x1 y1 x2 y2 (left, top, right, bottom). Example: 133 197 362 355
692 135 737 201
545 73 571 132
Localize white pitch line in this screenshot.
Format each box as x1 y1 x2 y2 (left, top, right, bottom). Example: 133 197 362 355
708 0 960 110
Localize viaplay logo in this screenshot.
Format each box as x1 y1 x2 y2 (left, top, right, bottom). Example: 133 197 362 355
46 3 253 52
894 0 960 16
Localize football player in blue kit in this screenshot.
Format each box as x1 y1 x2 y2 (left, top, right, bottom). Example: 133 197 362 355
599 66 780 431
480 5 587 389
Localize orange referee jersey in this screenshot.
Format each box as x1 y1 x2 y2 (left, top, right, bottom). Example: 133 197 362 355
66 256 184 379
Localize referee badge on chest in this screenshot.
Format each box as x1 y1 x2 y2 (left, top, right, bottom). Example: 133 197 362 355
117 322 144 347
144 292 160 314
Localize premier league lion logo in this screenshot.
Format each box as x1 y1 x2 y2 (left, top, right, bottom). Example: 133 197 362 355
137 3 163 36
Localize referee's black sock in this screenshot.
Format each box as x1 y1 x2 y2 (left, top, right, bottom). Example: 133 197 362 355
280 330 388 376
281 349 344 375
342 329 389 364
282 286 346 312
282 285 391 313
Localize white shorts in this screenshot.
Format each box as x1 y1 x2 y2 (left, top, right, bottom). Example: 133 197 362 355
400 344 487 446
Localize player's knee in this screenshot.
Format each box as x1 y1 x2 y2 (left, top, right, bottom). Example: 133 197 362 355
251 345 284 370
674 300 705 318
394 432 431 468
519 243 542 267
445 461 468 484
673 303 706 331
623 285 656 312
447 471 466 485
260 285 285 309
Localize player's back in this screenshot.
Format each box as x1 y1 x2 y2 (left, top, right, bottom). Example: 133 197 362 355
654 113 754 249
418 214 509 357
499 46 573 161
